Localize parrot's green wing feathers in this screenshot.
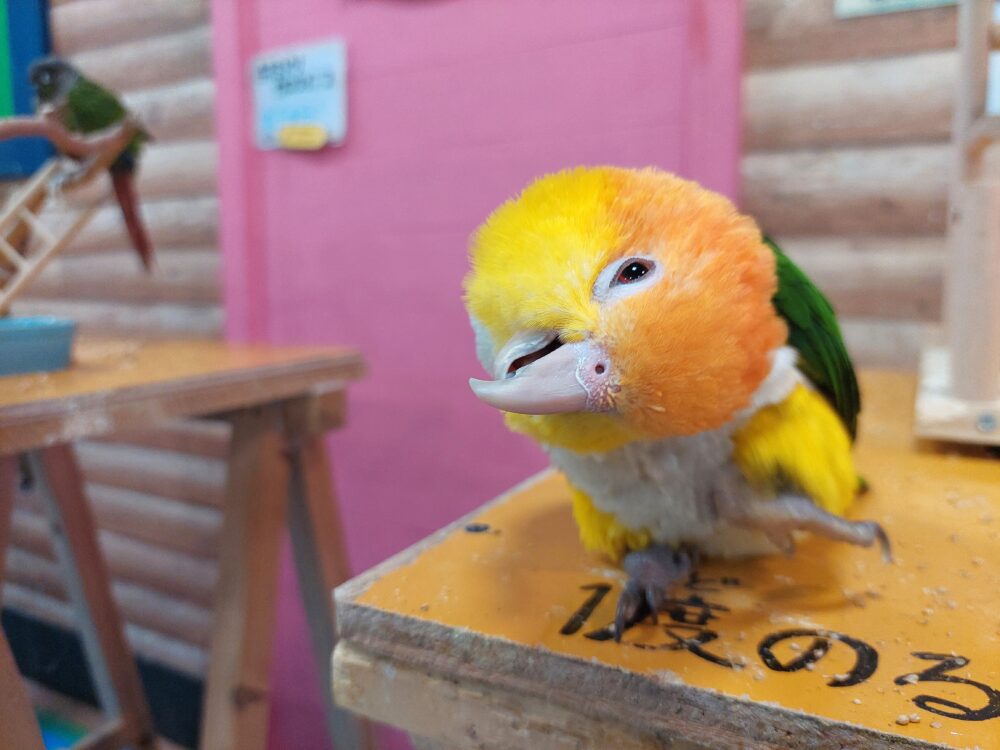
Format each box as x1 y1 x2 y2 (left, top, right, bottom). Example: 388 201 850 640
65 78 127 133
766 236 861 439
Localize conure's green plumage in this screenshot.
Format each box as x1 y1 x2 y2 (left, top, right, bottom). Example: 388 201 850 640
766 236 860 439
63 78 148 164
28 56 154 270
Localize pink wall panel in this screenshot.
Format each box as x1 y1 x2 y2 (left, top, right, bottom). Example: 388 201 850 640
211 2 743 748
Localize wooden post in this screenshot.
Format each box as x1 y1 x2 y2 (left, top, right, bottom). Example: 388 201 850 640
0 458 43 750
948 0 1000 401
199 406 291 750
946 181 1000 401
286 429 374 750
29 446 157 750
916 0 1000 441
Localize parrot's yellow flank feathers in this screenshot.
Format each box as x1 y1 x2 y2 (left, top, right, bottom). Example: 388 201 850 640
571 484 651 561
733 384 859 516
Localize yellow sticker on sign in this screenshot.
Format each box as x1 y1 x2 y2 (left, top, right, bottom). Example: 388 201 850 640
277 124 328 151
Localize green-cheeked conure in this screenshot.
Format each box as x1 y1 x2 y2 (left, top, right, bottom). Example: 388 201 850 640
29 56 154 270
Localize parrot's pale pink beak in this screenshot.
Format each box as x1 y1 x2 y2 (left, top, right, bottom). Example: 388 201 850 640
469 331 618 415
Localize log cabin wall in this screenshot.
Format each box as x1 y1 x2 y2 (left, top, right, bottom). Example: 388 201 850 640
4 0 224 681
743 0 958 368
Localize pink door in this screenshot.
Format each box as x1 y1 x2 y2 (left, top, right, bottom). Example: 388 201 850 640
212 2 744 747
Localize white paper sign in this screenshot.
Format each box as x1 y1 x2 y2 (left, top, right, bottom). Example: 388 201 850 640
252 39 347 150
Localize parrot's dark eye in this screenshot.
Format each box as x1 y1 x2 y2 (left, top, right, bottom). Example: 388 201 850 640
613 259 652 286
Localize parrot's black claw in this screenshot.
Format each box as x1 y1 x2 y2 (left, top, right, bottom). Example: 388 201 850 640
613 545 695 642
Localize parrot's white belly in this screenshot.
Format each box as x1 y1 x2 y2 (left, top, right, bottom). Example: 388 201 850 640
546 346 802 558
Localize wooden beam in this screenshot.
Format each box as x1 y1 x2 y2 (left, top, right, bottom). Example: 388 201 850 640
9 509 218 605
742 143 949 236
841 318 925 369
72 26 212 94
75 441 225 507
52 0 207 55
94 418 230 460
27 249 220 305
125 79 215 141
45 196 217 255
747 0 957 69
780 243 944 321
11 299 223 339
745 51 954 150
3 582 208 678
63 141 218 206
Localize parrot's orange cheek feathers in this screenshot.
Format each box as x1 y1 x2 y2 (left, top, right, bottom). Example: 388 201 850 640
600 256 786 439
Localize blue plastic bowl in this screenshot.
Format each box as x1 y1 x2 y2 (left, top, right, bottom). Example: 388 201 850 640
0 316 77 376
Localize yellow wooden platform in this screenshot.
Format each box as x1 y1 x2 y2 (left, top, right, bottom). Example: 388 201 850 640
334 371 1000 750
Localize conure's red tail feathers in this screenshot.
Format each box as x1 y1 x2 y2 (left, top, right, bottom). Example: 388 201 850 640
110 169 153 271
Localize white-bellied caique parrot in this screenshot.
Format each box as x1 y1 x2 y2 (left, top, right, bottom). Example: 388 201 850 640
464 167 889 640
28 56 154 270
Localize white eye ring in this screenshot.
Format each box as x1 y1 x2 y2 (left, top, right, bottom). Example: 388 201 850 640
593 254 661 303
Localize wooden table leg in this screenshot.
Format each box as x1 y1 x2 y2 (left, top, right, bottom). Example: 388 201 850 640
0 629 45 750
30 445 157 750
0 456 15 586
199 406 291 750
0 456 46 750
287 432 374 750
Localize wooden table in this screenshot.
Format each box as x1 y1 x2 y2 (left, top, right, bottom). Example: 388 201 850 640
333 371 1000 750
0 338 372 750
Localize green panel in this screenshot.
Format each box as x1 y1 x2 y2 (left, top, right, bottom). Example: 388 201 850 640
0 0 14 118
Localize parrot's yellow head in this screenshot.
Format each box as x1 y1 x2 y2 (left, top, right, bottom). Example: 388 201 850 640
464 167 786 453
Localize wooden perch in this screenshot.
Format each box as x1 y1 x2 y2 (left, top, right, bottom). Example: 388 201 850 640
0 113 136 159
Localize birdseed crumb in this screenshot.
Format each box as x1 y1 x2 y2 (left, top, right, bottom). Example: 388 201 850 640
909 713 921 724
930 721 942 729
902 673 919 684
852 698 862 705
804 662 816 671
896 714 910 726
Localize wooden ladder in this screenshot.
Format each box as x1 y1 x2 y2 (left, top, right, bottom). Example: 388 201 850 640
0 158 104 316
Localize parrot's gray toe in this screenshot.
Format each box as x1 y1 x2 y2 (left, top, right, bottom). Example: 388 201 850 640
868 522 893 564
614 545 695 642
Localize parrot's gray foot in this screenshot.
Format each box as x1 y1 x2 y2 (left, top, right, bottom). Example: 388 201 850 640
614 545 695 642
724 494 892 563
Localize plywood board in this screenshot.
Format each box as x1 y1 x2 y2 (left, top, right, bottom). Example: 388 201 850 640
0 338 365 453
337 371 1000 749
